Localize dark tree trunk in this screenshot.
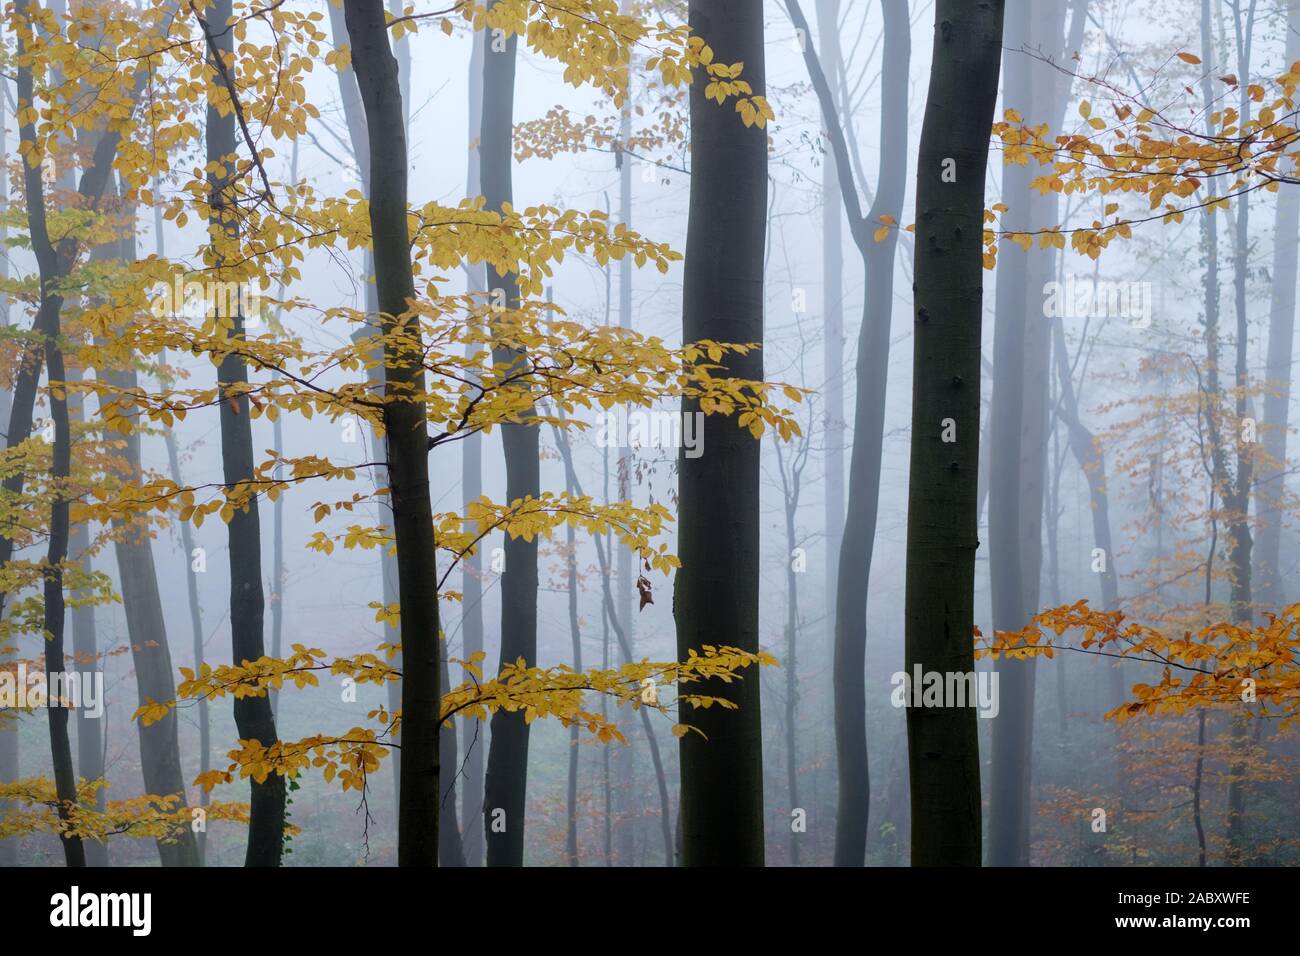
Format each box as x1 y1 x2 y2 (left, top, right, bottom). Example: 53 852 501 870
10 0 130 867
346 0 442 867
905 0 1005 867
480 2 540 868
200 0 284 866
675 0 767 867
43 306 84 868
1 0 132 620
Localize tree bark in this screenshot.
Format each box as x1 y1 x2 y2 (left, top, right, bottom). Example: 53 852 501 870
905 0 1004 867
480 2 540 868
675 0 767 867
199 0 285 866
346 0 442 867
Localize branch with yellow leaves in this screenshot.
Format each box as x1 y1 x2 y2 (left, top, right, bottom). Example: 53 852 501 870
978 600 1300 726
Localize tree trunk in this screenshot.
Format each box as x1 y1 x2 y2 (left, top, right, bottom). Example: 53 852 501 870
326 2 411 835
988 0 1082 867
459 21 488 870
905 0 1004 867
788 0 909 866
92 201 200 867
161 411 210 863
675 0 767 867
480 3 540 868
43 301 84 868
200 0 285 866
346 0 442 867
67 366 107 867
816 0 845 640
1255 1 1300 609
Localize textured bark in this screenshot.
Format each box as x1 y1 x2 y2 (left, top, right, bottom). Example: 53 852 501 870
789 0 909 866
906 0 1004 867
200 0 285 866
347 0 442 867
675 0 767 867
480 4 540 868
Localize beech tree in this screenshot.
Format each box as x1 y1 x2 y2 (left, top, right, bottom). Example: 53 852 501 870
905 0 1005 868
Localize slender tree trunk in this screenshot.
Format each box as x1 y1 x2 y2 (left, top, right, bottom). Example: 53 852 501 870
151 178 210 863
42 14 87 868
10 0 128 867
675 0 767 867
906 0 1004 867
564 447 582 867
326 3 411 834
1 0 132 620
162 411 209 863
774 436 804 865
43 299 84 867
789 0 909 867
199 0 285 866
987 2 1032 870
480 4 540 868
346 0 441 867
989 0 1082 867
816 0 845 636
91 182 201 867
67 368 107 866
459 22 488 870
614 0 638 863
